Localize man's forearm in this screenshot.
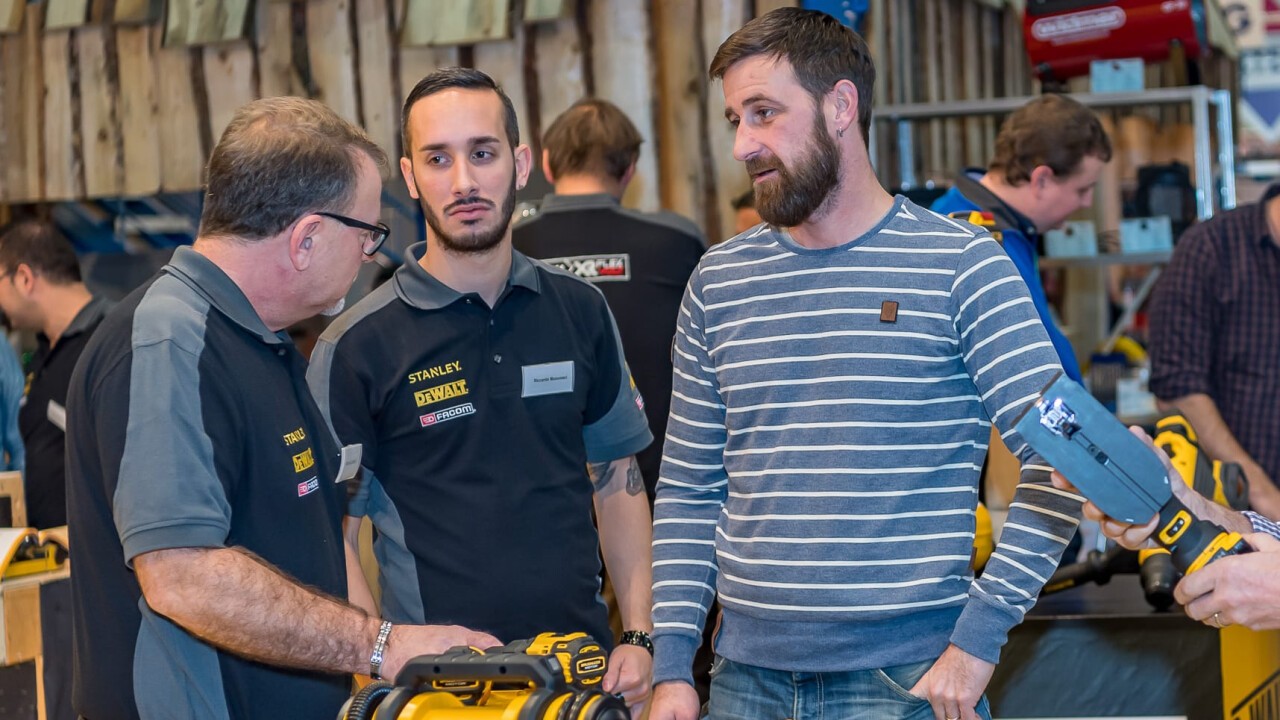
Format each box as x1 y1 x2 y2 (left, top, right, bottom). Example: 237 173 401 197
1162 394 1270 483
136 546 377 676
592 456 653 631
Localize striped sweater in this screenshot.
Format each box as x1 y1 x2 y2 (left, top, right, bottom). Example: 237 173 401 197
651 197 1083 684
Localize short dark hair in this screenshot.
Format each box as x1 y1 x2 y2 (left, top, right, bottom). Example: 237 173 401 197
401 67 520 157
542 98 642 182
732 188 755 211
709 7 876 148
0 220 82 284
199 97 387 241
989 94 1113 185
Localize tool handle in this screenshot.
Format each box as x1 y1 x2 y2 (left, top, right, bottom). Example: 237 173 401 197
1154 496 1252 574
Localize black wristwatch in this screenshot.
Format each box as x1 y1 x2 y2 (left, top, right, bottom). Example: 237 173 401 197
619 630 653 655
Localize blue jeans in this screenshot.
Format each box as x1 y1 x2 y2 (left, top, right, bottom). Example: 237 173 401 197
707 656 993 720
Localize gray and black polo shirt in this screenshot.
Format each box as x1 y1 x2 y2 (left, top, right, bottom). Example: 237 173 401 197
307 243 651 647
513 193 705 498
66 247 354 720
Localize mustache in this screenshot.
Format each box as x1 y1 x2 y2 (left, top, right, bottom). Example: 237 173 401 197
445 196 495 213
745 156 783 177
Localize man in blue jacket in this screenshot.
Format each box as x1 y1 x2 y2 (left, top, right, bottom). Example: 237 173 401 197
931 94 1111 382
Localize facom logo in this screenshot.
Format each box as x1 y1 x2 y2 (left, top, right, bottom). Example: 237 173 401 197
420 402 477 427
1031 7 1125 42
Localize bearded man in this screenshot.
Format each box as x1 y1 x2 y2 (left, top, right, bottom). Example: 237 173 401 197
646 9 1082 720
306 68 656 715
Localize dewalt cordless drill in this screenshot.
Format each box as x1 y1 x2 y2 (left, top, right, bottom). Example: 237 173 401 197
337 632 628 720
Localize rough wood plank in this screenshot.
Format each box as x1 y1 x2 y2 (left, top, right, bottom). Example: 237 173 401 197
474 21 530 145
0 0 22 35
116 25 161 196
397 45 459 104
702 0 749 238
114 0 162 24
165 0 252 46
255 0 298 98
753 0 795 16
961 0 982 168
590 0 657 211
307 0 359 123
524 0 567 22
980 5 998 161
202 41 257 143
155 42 206 191
356 0 398 158
939 0 961 179
42 30 81 200
10 4 43 200
532 17 585 142
402 0 509 47
44 0 90 30
78 26 123 198
652 0 704 231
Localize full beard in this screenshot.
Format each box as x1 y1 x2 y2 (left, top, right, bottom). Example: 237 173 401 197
419 173 518 255
747 112 842 228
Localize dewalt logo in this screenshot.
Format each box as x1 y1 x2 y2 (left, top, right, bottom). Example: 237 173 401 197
292 448 315 473
1232 670 1280 720
415 379 468 407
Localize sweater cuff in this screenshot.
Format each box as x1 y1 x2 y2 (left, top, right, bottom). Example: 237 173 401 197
652 634 700 686
948 596 1018 665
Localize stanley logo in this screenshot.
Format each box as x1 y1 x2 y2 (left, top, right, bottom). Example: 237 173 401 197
282 428 307 446
1232 670 1280 720
415 379 469 407
292 448 315 473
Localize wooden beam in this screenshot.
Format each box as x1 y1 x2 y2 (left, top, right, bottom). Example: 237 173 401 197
155 43 206 191
591 0 658 211
702 0 748 239
255 0 299 98
652 0 705 231
474 21 530 146
356 0 398 158
753 0 795 16
202 41 257 143
307 0 360 123
397 46 459 104
0 6 43 202
116 25 161 197
42 30 81 200
78 26 124 198
402 0 509 46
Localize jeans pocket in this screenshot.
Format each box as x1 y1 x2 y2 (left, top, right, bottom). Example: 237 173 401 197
708 654 729 679
873 660 932 704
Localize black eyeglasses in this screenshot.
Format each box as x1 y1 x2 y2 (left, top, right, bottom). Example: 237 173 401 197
317 211 390 257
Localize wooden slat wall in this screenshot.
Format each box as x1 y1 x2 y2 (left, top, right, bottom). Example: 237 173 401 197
0 0 1236 244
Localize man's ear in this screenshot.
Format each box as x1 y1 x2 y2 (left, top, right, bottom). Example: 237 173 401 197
1029 165 1056 193
399 157 419 200
514 143 533 191
288 218 323 271
541 149 555 184
830 78 859 140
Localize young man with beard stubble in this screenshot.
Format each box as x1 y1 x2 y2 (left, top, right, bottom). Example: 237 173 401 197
647 9 1083 720
307 68 657 716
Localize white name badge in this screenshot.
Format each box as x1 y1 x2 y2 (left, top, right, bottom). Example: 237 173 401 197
47 400 67 432
336 444 362 483
521 361 575 398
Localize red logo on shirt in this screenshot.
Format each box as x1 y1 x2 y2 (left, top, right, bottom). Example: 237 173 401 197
297 477 320 497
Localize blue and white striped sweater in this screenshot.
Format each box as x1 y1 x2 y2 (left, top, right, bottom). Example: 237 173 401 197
651 197 1083 683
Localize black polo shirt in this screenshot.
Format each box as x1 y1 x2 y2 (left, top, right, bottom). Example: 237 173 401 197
308 243 651 647
513 193 704 495
66 247 353 720
19 295 110 529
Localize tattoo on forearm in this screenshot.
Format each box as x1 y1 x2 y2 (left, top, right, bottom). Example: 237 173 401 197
625 458 644 496
588 461 617 489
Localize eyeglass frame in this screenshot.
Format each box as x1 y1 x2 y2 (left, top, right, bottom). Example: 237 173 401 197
315 211 390 257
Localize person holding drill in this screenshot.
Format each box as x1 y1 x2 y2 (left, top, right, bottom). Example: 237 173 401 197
1051 429 1280 632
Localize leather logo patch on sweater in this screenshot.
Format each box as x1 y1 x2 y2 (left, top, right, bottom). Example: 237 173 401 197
880 300 899 323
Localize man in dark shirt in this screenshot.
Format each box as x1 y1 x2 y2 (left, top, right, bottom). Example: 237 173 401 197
514 98 705 496
65 97 497 720
0 220 109 529
1148 184 1280 519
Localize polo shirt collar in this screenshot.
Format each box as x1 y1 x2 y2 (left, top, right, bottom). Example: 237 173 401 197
393 241 541 311
954 170 1040 239
164 246 288 345
538 193 618 213
62 296 112 340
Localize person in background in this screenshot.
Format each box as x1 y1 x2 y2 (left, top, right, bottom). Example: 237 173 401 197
0 220 111 529
0 315 24 475
930 94 1112 383
731 188 763 236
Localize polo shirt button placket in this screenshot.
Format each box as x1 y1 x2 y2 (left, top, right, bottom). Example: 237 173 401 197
493 354 502 364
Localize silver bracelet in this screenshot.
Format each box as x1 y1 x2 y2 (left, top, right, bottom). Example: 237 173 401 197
370 620 393 679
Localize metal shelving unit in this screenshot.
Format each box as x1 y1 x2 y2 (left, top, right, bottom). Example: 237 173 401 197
874 86 1237 220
